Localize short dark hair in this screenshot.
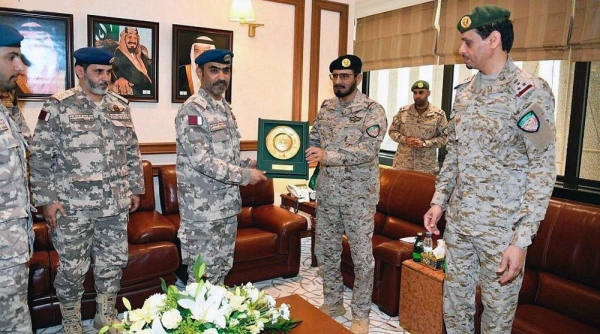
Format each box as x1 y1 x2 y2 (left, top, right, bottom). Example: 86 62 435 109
74 61 90 71
475 19 514 52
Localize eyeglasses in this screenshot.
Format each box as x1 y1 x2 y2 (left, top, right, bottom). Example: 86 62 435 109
329 73 356 81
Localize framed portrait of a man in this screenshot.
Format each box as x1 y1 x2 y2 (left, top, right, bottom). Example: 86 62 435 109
88 15 159 102
0 8 74 101
172 24 233 103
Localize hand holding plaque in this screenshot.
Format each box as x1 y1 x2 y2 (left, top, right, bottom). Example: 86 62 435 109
257 119 309 179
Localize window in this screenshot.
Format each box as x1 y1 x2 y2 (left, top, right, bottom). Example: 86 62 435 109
368 64 445 153
581 62 600 182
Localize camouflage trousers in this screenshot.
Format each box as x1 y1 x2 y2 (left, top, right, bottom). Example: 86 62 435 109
0 263 32 333
315 203 375 318
179 216 237 285
52 211 129 304
443 228 524 334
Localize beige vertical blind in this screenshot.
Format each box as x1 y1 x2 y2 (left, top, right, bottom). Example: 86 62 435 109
437 0 572 64
571 0 600 61
355 1 437 71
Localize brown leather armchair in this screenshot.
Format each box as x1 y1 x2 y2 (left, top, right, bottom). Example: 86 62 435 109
157 165 308 286
475 198 600 333
28 160 180 330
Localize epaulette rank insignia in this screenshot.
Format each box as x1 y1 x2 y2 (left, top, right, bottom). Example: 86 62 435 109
51 90 75 101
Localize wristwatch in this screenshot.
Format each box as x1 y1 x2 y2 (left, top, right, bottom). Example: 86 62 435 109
422 141 426 147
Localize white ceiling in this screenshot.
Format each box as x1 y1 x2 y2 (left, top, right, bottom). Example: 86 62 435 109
355 0 433 18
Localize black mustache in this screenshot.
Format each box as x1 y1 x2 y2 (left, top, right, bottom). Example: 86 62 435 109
334 85 345 89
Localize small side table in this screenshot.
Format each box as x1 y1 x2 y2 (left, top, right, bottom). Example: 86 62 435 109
399 259 445 334
280 194 317 267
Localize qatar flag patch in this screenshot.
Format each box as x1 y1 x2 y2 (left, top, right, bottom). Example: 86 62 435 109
517 111 540 133
188 115 202 126
38 110 50 121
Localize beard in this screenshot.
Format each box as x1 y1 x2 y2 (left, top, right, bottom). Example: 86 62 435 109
415 99 428 108
333 80 357 98
84 74 108 95
205 79 229 98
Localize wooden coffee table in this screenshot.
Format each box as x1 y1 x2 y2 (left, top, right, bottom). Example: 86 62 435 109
276 294 351 333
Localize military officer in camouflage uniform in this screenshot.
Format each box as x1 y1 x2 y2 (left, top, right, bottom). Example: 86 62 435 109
389 80 448 173
175 49 266 285
307 55 387 334
423 6 556 334
0 23 33 334
29 47 145 334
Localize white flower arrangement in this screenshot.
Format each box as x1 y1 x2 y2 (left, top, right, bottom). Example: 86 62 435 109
100 258 300 334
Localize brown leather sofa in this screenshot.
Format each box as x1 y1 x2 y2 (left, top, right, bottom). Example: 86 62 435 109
28 160 180 330
474 198 600 333
157 165 308 286
340 168 446 316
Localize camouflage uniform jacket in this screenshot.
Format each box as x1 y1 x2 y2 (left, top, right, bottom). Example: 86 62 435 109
29 86 145 218
431 58 556 249
1 90 31 142
310 91 387 207
0 102 33 268
175 88 253 221
389 103 448 173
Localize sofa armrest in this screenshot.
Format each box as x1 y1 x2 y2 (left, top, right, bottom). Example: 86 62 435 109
33 222 51 251
518 268 539 305
374 240 414 266
128 210 178 244
250 205 307 254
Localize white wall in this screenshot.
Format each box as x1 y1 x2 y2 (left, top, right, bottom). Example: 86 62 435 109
4 0 355 206
4 0 355 164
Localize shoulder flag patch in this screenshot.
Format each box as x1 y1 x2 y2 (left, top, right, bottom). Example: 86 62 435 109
38 109 50 121
517 111 540 133
366 124 380 138
188 115 202 126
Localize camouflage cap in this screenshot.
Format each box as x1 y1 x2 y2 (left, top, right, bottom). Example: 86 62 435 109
457 5 511 33
411 80 429 91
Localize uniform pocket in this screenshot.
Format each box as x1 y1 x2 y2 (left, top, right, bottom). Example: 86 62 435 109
67 174 103 210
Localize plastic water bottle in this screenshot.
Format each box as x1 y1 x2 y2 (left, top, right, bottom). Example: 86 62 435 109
423 232 433 253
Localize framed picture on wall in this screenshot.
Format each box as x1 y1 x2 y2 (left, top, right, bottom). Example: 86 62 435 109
0 7 74 101
172 24 233 103
88 15 159 102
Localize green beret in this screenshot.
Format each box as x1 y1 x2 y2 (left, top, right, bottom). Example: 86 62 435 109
0 23 24 47
329 54 362 73
457 5 511 33
411 80 429 91
195 49 233 66
73 47 114 65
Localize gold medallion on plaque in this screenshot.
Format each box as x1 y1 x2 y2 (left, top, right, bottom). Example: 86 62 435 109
265 126 302 160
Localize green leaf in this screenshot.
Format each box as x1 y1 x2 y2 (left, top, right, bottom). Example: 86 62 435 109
122 297 132 311
160 277 168 293
98 326 109 334
193 255 206 282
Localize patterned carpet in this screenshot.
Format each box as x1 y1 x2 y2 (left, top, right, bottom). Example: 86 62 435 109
36 237 407 333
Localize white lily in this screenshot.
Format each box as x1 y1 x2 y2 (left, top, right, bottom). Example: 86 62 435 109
178 283 230 328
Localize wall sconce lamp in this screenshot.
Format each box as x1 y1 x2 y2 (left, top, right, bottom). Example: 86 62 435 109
229 0 264 37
